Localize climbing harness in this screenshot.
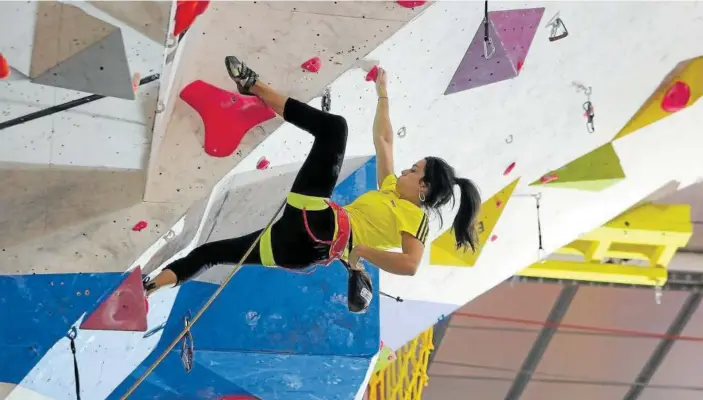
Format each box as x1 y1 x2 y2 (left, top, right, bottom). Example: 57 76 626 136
119 200 287 399
302 201 352 267
180 312 195 373
67 327 82 400
321 87 332 112
380 291 403 302
482 1 496 60
573 83 595 133
397 126 407 138
546 12 569 42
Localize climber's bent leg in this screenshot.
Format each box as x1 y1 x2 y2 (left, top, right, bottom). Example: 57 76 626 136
283 97 348 198
144 230 263 296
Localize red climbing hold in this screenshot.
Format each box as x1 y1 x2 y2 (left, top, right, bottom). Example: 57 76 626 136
503 162 516 176
256 156 270 170
365 65 379 82
396 1 427 8
180 80 276 158
132 221 148 231
517 59 524 72
173 0 210 37
661 81 691 113
496 200 503 208
0 53 9 80
540 173 558 184
301 57 322 73
490 234 498 242
80 267 148 332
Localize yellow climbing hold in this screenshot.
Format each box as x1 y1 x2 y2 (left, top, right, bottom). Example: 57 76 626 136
530 143 625 192
430 179 520 267
613 56 703 141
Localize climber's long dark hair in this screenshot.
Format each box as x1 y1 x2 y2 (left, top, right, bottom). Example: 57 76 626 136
421 157 481 252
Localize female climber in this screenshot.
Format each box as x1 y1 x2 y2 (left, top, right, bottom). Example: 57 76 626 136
142 57 482 313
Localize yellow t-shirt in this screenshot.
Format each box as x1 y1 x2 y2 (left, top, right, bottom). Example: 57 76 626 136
344 174 429 250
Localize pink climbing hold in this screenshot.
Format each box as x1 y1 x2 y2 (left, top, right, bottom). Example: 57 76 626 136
301 57 322 73
396 1 427 8
661 81 691 113
365 65 379 82
503 162 516 176
490 234 498 242
80 267 148 332
256 156 270 170
132 221 148 232
496 200 503 208
180 80 276 158
540 173 558 184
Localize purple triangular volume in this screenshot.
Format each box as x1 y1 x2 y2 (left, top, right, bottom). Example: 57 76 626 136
444 17 517 95
489 8 545 72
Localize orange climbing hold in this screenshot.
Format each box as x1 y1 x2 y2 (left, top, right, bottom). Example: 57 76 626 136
366 65 379 82
173 0 210 37
180 80 276 158
0 53 10 80
301 57 321 73
80 267 148 332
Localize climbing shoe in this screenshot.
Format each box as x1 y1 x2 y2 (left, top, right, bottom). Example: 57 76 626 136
343 261 373 313
224 55 258 95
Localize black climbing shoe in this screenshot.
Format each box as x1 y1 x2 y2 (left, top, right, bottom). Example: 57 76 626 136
224 56 259 95
343 261 373 313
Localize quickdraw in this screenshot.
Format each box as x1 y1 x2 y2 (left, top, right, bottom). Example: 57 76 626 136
483 1 496 60
180 312 194 373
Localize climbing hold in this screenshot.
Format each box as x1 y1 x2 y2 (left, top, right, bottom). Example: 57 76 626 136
365 65 379 82
661 81 691 113
256 156 270 170
613 56 703 141
490 234 498 242
301 57 322 73
431 179 520 267
132 221 148 231
180 80 276 158
173 0 210 37
396 1 427 8
540 173 558 184
445 7 544 95
503 162 516 176
80 267 148 332
496 200 503 208
131 72 141 94
0 53 9 80
530 143 625 191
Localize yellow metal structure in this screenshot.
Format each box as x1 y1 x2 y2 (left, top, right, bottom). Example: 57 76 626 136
517 203 692 286
367 328 434 400
431 179 520 267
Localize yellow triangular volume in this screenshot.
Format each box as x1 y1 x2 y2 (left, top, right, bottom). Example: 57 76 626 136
614 56 703 141
430 179 520 267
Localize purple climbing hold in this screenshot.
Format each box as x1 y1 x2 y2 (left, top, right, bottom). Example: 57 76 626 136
489 8 544 72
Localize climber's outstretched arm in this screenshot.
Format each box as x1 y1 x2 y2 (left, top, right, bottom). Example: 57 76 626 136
373 68 394 187
351 232 423 276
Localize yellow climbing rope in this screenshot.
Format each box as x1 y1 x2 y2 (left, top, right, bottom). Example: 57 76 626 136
119 200 286 399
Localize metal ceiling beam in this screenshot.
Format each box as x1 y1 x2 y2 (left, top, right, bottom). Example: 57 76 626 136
504 285 579 400
622 291 703 400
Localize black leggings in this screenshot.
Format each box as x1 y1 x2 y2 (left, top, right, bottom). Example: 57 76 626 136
165 98 348 284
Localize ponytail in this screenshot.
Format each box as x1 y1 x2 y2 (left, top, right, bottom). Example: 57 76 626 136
452 177 481 252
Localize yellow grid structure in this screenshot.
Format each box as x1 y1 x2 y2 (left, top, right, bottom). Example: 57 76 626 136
368 328 434 400
518 203 692 286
